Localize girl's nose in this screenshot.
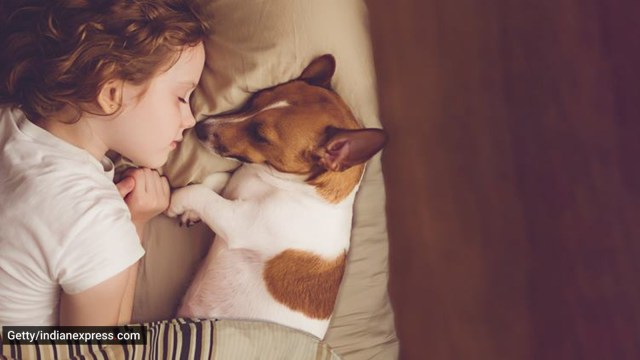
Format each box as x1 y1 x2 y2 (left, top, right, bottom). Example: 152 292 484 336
183 111 196 129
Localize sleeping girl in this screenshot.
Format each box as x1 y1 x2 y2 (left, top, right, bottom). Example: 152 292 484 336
0 0 207 326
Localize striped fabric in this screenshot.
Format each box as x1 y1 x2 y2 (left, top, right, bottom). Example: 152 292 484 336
0 318 341 360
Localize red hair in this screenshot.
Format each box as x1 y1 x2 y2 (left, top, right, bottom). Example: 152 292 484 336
0 0 209 123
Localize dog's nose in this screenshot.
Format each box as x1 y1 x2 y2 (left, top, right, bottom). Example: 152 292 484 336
195 121 209 141
214 140 228 155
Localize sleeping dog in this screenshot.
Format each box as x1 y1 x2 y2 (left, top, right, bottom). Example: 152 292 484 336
166 54 387 339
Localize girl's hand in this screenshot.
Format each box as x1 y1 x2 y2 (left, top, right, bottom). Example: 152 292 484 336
116 168 170 226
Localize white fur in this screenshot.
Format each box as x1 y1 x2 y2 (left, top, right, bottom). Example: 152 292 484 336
216 100 290 124
167 163 358 339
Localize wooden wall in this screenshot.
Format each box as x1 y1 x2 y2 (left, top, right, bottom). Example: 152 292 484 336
366 0 640 359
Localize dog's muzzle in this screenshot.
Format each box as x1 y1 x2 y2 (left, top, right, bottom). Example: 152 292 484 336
195 120 212 142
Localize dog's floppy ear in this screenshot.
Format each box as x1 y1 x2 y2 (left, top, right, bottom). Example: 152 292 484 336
317 127 388 172
299 54 336 89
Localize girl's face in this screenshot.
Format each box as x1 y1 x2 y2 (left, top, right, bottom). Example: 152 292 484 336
107 43 206 169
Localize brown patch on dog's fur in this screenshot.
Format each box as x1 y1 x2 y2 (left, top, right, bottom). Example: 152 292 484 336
308 164 364 204
263 249 347 319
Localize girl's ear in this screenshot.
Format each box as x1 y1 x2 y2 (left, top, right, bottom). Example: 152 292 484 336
97 79 124 114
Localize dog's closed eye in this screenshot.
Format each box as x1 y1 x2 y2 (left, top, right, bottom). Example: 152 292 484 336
247 121 270 144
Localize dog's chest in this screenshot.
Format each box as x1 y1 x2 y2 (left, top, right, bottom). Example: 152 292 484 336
221 164 354 256
222 165 274 201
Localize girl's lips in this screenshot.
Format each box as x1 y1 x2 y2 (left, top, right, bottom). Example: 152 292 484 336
170 137 183 149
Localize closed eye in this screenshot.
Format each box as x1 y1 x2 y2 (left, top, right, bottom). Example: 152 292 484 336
178 97 188 104
247 122 269 144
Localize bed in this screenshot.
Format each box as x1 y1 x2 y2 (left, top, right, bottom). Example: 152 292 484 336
1 1 398 359
1 318 341 359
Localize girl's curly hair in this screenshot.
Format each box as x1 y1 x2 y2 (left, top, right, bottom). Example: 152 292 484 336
0 0 209 123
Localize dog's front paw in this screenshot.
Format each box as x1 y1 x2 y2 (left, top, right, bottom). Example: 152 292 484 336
166 185 207 226
177 210 202 227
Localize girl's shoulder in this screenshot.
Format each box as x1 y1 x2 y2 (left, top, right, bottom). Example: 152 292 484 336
1 106 120 204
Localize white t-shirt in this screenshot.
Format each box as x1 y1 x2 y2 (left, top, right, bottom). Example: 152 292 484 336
0 107 144 326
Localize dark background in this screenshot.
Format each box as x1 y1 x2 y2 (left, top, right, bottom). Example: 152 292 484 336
366 0 640 359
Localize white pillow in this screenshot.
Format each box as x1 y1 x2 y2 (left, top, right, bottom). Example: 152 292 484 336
137 1 399 358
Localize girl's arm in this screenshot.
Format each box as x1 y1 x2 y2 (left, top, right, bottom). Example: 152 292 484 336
59 264 135 326
59 225 145 326
59 169 168 326
116 224 145 324
117 259 139 324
